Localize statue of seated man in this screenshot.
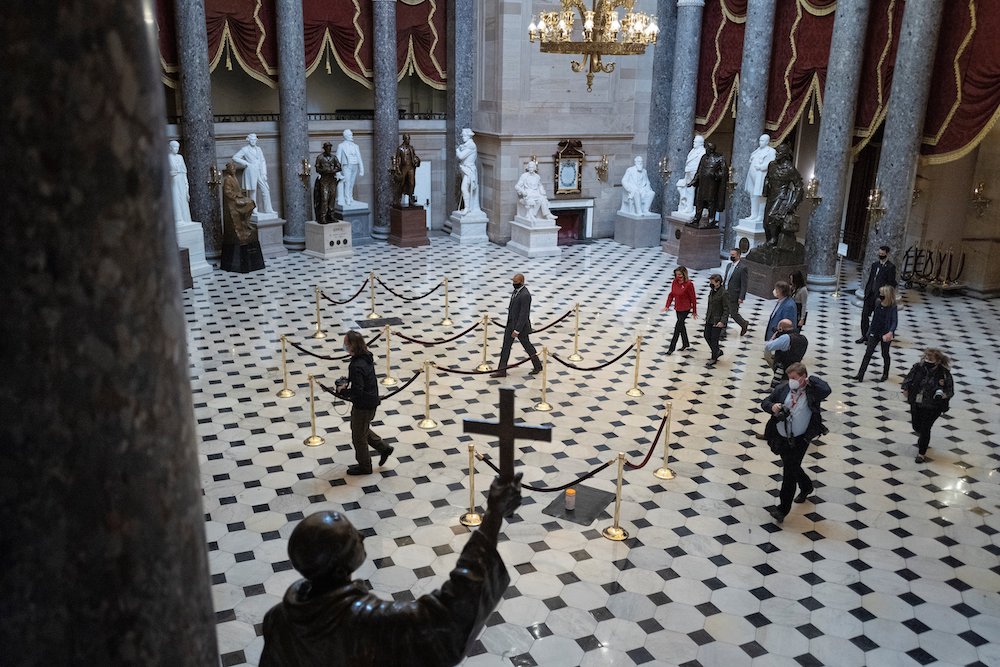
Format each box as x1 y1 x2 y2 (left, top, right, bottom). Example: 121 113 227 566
515 160 556 221
619 156 655 215
259 474 522 667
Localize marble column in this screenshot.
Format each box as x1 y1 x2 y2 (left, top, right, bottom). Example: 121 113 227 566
647 0 678 218
662 0 705 223
856 0 945 302
0 1 217 664
446 0 476 229
276 0 309 249
725 0 777 251
805 0 871 291
372 0 399 241
176 0 222 258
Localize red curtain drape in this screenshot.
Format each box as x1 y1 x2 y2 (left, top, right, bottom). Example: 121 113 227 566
850 0 904 152
694 0 745 136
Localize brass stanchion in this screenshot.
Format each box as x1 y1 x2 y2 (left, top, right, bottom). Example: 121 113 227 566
459 444 483 526
366 270 380 319
311 286 327 339
653 402 675 480
381 325 398 386
625 335 644 397
276 335 295 398
441 277 454 327
418 361 438 429
475 313 493 372
303 375 325 447
602 452 629 541
568 303 584 362
535 347 553 412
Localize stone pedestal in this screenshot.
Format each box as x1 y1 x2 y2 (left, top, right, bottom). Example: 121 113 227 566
744 257 807 299
304 220 352 259
336 204 373 245
221 241 265 273
253 212 288 258
178 247 193 290
175 221 213 277
507 215 560 258
450 209 489 244
389 206 430 247
731 217 768 252
662 216 721 269
614 211 661 248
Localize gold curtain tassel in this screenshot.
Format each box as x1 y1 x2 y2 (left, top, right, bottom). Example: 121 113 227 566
325 47 332 74
226 43 233 71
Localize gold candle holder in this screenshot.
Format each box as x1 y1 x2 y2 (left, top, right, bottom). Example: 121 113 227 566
653 402 675 480
459 444 483 526
568 303 584 362
626 335 644 397
417 361 438 429
475 313 493 372
303 375 325 447
535 347 553 412
602 453 629 541
276 335 295 398
441 277 454 326
366 270 380 320
311 286 327 339
381 325 398 386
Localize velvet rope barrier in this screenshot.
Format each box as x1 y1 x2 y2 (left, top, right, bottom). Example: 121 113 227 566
316 367 422 402
624 411 669 470
375 275 443 301
394 319 481 346
320 277 370 305
550 343 636 372
478 453 615 492
434 353 538 376
492 308 574 333
285 329 384 361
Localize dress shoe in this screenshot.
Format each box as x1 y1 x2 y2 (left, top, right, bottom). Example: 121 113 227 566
740 323 749 336
716 351 724 359
489 371 507 378
666 348 675 355
378 446 394 467
855 337 866 344
914 455 926 464
705 359 717 368
767 507 787 524
880 372 889 382
794 489 813 503
347 465 372 476
528 367 542 375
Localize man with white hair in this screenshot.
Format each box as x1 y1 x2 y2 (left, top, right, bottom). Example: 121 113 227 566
620 156 655 215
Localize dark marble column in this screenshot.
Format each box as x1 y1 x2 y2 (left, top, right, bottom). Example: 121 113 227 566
276 0 310 249
372 0 399 240
647 0 678 221
0 1 217 664
446 0 476 228
725 0 777 251
857 0 944 302
176 0 222 258
662 0 705 218
806 0 871 291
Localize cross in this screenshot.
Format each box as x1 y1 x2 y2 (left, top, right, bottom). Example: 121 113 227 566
463 387 552 480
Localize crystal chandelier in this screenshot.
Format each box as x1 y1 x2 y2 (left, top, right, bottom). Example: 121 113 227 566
528 1 658 92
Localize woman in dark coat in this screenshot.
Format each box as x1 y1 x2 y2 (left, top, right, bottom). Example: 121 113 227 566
703 273 729 367
339 330 393 475
901 348 954 464
855 285 898 382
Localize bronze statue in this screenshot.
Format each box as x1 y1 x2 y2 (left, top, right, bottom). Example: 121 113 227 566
686 141 727 228
222 161 256 244
313 142 342 223
762 143 803 247
259 474 522 667
391 133 421 208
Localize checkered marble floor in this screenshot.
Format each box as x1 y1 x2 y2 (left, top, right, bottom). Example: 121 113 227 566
187 237 1000 667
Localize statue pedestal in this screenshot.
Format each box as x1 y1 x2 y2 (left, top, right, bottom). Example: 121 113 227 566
743 256 807 300
732 217 768 251
661 216 720 269
175 220 213 277
178 247 193 289
449 210 489 244
221 241 265 273
335 205 372 246
252 212 288 258
304 220 352 260
507 215 560 258
388 206 429 247
613 211 661 248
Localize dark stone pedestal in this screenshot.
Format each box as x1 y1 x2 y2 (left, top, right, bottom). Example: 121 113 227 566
178 247 193 290
221 242 265 273
662 216 722 269
744 257 807 299
336 205 372 246
389 206 429 247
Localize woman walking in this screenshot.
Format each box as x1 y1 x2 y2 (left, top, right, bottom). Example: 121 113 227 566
901 348 954 463
854 285 897 382
790 270 809 331
338 330 393 475
661 266 697 354
703 273 729 367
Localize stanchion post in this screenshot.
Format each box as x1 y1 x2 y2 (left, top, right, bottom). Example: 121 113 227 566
568 303 584 362
381 325 398 386
475 313 493 372
832 256 844 299
653 402 675 480
535 347 553 412
459 444 483 526
441 276 453 327
366 270 380 319
311 286 327 339
418 361 438 429
602 452 629 541
277 335 295 398
626 335 644 397
303 375 325 447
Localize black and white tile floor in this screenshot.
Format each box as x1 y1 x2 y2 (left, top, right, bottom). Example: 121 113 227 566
188 238 999 667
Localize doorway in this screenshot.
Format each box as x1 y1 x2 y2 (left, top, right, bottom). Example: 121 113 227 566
843 130 882 261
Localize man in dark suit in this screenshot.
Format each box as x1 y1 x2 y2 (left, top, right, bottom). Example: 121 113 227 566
723 247 750 336
857 245 896 343
491 273 543 378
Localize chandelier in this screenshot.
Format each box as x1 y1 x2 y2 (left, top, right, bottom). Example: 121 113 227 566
528 1 659 92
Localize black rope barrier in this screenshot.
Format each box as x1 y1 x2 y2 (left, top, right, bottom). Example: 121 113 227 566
478 453 615 492
285 330 384 362
376 275 443 301
381 368 424 399
624 412 669 470
550 343 636 372
492 308 572 333
434 353 538 376
394 320 481 346
321 277 369 305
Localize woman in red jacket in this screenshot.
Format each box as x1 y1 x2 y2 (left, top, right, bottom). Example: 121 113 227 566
661 266 698 354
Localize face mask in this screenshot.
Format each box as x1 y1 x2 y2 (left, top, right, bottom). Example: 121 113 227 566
788 379 801 390
512 282 522 289
773 290 780 298
879 255 887 261
730 256 737 263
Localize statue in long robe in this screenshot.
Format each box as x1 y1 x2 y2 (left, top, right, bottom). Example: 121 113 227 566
313 142 341 223
222 162 256 245
762 143 803 246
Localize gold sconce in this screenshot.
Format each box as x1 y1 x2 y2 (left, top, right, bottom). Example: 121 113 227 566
208 164 222 189
726 165 737 195
971 182 992 217
595 155 609 182
911 188 922 207
298 158 312 187
805 176 822 207
867 187 886 229
658 156 672 184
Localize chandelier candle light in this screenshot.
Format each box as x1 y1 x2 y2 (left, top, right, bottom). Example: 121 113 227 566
528 1 658 92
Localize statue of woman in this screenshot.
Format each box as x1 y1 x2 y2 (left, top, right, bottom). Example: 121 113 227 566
168 140 192 223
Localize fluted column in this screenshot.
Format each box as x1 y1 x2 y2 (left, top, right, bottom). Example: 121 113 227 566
662 0 705 223
857 0 945 301
725 0 777 251
647 0 678 218
1 0 217 663
276 0 310 249
446 0 476 228
176 0 222 258
372 0 399 240
806 0 871 291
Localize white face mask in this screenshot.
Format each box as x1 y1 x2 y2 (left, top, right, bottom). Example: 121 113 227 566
788 378 801 390
773 290 780 298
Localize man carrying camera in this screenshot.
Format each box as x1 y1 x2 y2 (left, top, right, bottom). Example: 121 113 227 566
337 330 393 475
761 362 831 524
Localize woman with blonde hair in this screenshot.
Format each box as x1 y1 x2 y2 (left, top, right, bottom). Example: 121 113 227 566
854 285 897 382
901 348 954 463
661 265 697 354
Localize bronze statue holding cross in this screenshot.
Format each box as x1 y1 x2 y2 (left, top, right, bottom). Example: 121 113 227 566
464 387 552 482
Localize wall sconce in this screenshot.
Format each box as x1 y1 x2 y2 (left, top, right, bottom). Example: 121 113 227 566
658 156 671 183
208 164 222 189
298 158 312 187
911 188 922 207
805 176 822 207
866 187 886 232
971 182 992 217
726 165 737 195
595 155 609 182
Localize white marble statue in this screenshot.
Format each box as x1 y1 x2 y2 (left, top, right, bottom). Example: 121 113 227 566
515 160 556 222
619 156 656 215
336 129 366 209
232 133 275 215
168 140 192 223
742 134 776 223
456 128 482 215
672 135 705 219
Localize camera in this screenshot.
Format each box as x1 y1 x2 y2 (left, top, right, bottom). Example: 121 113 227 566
335 377 350 393
934 389 946 400
775 405 791 420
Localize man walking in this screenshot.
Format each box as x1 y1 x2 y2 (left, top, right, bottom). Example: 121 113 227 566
491 273 543 378
723 248 750 336
857 245 896 343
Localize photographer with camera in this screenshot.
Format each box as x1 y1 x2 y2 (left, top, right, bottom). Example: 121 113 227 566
901 348 954 464
761 362 831 524
337 330 393 476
